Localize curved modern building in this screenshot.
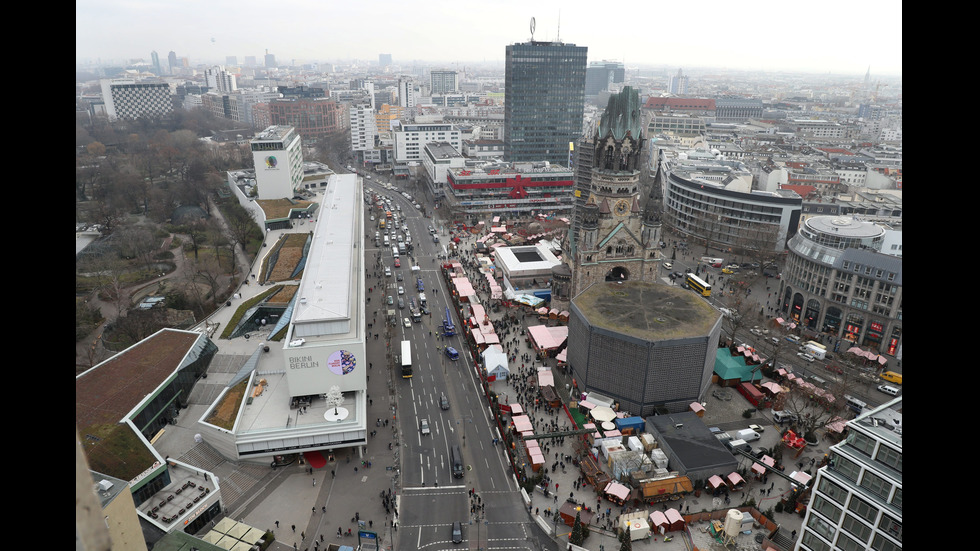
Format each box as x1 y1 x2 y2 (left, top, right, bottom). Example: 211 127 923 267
778 216 902 357
659 154 802 252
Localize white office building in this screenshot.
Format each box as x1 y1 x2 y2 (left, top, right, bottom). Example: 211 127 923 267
393 122 461 163
249 126 304 200
796 398 902 551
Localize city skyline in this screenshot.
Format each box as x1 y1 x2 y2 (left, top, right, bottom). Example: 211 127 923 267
76 0 902 77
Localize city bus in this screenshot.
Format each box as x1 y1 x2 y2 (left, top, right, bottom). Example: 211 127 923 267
400 340 412 378
685 273 712 297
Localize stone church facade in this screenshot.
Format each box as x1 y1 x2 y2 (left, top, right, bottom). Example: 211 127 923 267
551 87 663 312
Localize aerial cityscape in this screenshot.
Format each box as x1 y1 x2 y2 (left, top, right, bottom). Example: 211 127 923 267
76 6 902 551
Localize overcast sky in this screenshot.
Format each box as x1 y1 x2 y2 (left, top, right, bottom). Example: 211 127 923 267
76 0 902 76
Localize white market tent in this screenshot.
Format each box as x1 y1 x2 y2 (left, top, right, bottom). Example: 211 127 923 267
482 345 509 381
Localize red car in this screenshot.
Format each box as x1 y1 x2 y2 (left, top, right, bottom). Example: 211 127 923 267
825 364 843 375
394 258 401 268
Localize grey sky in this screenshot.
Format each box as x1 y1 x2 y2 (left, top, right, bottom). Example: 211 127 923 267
76 0 902 76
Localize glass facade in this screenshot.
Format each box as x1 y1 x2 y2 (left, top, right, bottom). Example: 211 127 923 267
505 42 587 165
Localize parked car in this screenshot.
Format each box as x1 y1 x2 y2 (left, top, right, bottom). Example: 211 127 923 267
747 424 765 433
877 384 900 396
419 418 430 435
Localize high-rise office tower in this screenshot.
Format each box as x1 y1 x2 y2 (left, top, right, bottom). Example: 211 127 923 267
585 61 625 96
379 54 392 68
667 68 689 95
265 50 277 68
796 398 902 551
430 70 458 95
151 51 162 75
226 56 238 66
504 40 587 165
167 51 178 75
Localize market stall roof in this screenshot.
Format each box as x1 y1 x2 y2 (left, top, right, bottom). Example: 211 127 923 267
452 277 476 297
604 481 631 501
513 415 533 432
665 509 685 524
649 511 668 528
537 367 554 387
689 402 704 414
707 475 725 488
526 324 568 350
510 403 524 414
590 405 616 423
726 472 745 487
556 349 567 362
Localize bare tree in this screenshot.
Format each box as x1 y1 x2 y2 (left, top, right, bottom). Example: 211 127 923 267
114 225 159 271
224 201 261 254
325 385 344 414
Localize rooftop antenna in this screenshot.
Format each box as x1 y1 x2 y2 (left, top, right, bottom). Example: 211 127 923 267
557 9 561 42
530 17 536 42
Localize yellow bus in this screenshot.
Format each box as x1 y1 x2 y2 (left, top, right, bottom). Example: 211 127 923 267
685 273 711 297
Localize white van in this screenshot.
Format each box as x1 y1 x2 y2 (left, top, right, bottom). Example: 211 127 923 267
877 384 900 396
383 236 390 247
773 410 798 424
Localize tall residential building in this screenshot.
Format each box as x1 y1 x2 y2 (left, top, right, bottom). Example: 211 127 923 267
430 70 458 95
667 68 689 95
585 60 625 96
99 79 173 121
796 398 902 551
504 40 587 165
249 126 304 199
167 51 178 74
398 78 419 109
204 66 237 93
264 50 276 68
350 103 379 154
379 53 392 67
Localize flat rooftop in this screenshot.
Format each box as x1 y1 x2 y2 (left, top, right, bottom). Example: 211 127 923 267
572 280 719 342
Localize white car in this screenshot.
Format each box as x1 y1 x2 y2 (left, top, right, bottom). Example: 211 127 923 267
419 418 430 435
398 286 404 295
747 424 765 433
663 262 673 269
797 352 816 363
289 338 306 347
403 317 411 328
